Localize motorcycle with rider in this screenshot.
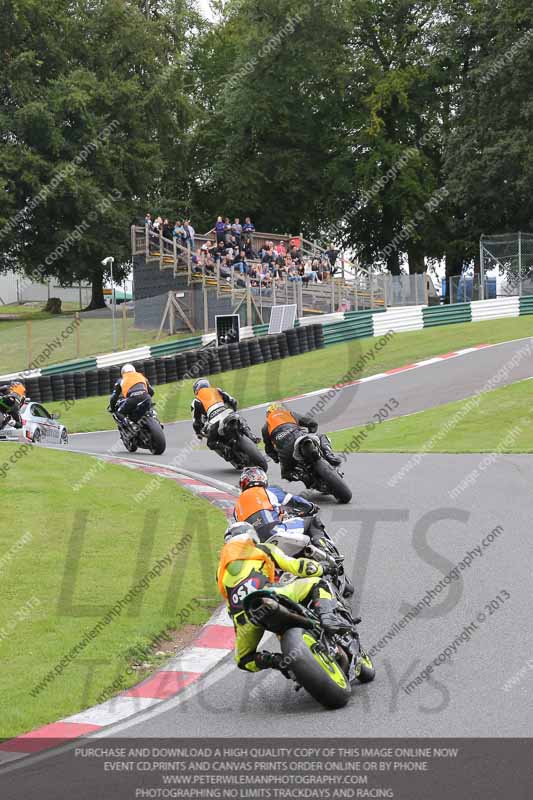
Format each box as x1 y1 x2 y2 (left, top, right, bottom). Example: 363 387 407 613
262 403 351 503
108 364 166 455
233 467 354 599
0 382 26 431
218 521 374 709
192 379 266 470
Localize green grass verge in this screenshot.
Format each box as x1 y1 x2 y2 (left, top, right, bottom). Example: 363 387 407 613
50 315 533 433
330 379 533 454
0 302 81 320
0 308 191 375
0 445 225 739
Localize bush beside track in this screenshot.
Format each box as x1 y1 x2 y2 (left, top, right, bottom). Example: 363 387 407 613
0 445 225 739
48 316 533 433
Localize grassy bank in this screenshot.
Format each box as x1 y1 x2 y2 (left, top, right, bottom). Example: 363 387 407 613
0 305 190 375
0 445 225 738
49 316 533 433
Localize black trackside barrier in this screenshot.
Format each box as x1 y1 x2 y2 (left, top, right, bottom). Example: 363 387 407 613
35 328 322 401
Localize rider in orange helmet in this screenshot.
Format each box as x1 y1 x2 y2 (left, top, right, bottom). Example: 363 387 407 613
262 402 341 480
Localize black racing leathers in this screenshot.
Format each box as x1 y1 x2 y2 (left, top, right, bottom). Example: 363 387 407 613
109 380 154 423
262 412 318 480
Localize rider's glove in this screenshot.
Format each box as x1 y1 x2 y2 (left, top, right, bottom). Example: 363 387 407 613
304 562 323 577
317 561 337 577
307 502 320 516
308 421 318 433
106 405 112 413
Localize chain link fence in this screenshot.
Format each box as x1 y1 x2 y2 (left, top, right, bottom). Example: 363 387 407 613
480 233 533 297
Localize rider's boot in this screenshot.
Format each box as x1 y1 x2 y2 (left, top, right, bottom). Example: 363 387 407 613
319 435 342 467
313 598 352 634
243 422 260 444
280 463 295 481
342 576 355 599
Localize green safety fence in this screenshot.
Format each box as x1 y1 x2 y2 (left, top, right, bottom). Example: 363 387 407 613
323 310 376 346
519 296 533 315
150 336 204 357
422 303 472 328
41 358 97 376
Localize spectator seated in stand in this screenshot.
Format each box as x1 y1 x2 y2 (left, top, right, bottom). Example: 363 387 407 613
233 249 249 275
214 240 227 263
244 237 257 260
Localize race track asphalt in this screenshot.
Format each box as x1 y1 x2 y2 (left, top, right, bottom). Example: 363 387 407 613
62 336 533 737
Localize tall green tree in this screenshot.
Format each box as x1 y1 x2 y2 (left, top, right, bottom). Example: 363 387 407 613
442 0 533 278
0 0 195 307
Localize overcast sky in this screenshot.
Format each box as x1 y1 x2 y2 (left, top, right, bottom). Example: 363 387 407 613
197 0 216 21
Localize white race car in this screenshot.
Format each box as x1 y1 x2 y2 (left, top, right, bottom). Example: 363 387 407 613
0 400 68 445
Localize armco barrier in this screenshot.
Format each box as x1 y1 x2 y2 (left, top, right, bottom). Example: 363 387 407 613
323 311 374 346
470 296 519 322
373 305 424 336
423 303 472 327
519 296 533 315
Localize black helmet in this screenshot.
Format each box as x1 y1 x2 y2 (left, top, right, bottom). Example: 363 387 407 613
193 379 210 394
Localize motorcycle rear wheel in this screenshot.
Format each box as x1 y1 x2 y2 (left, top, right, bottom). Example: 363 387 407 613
235 435 268 471
144 417 166 455
281 627 352 709
314 459 352 504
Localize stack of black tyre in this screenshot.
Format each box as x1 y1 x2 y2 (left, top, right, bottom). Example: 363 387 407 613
85 370 99 397
28 324 325 403
25 377 41 403
247 338 264 366
74 371 87 400
217 345 232 373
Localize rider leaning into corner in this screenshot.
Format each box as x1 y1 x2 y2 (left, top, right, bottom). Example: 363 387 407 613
108 364 154 425
262 403 342 480
234 467 354 599
217 522 352 674
234 466 321 540
191 379 259 451
0 381 26 428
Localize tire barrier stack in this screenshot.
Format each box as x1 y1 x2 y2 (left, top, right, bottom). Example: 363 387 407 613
29 325 325 404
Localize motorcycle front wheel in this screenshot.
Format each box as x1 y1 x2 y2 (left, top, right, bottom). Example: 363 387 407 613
281 627 352 709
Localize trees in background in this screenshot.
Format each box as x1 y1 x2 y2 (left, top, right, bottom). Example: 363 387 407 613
0 0 198 307
1 0 532 296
